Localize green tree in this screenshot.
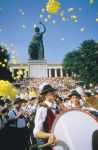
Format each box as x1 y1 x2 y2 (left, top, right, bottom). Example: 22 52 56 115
63 40 98 86
0 46 13 82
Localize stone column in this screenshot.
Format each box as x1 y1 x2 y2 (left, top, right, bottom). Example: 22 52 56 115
49 69 51 77
24 70 27 78
55 69 57 77
60 68 63 77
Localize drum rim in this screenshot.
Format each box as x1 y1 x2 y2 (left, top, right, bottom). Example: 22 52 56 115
51 108 98 133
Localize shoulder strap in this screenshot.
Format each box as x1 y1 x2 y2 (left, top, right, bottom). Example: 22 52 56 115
12 110 17 116
39 103 48 108
40 103 59 113
12 110 17 127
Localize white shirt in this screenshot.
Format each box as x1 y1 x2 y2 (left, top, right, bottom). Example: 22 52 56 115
33 100 56 135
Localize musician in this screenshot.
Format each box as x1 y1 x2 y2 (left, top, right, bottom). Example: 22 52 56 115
66 91 98 120
33 84 58 150
8 98 30 150
68 90 84 108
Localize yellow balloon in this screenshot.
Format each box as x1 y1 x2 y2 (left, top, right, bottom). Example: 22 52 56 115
46 0 60 14
29 91 38 97
2 64 5 67
68 8 74 12
0 80 18 100
4 59 7 62
71 15 77 19
40 14 43 18
96 18 98 22
90 0 94 4
48 15 51 18
42 8 45 13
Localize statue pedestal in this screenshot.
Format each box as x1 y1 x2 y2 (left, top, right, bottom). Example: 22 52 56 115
28 60 48 78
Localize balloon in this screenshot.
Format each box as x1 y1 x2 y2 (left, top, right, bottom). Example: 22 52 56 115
12 51 16 54
10 43 14 46
90 0 94 4
1 49 4 52
79 8 82 11
6 46 10 50
71 15 77 19
80 27 85 32
22 24 26 29
4 59 7 62
48 14 51 18
42 8 45 13
74 19 78 23
62 17 67 21
44 18 48 22
60 11 64 16
68 8 74 12
0 28 3 32
0 80 18 101
46 0 60 14
24 93 29 99
11 56 15 59
40 14 43 18
96 18 98 22
53 20 56 24
2 64 5 67
29 91 38 98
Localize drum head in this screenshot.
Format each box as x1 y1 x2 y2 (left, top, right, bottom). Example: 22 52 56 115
52 108 98 150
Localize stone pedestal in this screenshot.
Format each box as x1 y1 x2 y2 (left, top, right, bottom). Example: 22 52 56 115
28 60 47 78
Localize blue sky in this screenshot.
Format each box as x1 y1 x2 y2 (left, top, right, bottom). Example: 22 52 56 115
0 0 98 64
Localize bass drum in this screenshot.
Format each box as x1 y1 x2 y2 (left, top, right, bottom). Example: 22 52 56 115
51 108 98 150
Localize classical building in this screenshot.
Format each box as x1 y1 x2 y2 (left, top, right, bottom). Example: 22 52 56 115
9 63 64 78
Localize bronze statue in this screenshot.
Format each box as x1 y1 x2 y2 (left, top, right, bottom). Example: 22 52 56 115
28 22 46 60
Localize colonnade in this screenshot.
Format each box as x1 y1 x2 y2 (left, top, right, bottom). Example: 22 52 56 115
9 63 64 78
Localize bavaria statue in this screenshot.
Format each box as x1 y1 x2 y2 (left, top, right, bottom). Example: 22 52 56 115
28 22 46 60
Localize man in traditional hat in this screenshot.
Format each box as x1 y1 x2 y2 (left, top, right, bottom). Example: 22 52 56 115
33 84 58 150
69 90 84 108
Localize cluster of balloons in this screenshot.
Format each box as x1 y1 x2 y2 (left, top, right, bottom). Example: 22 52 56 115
0 80 18 100
68 8 74 12
71 15 77 20
29 91 38 98
46 0 60 14
0 59 8 68
20 91 38 100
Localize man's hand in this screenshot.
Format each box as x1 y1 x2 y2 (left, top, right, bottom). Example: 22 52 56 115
48 134 58 146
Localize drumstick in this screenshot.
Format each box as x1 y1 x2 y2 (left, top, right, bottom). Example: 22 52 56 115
38 142 54 148
29 142 57 149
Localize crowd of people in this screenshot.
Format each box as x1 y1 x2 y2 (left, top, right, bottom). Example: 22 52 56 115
0 77 98 150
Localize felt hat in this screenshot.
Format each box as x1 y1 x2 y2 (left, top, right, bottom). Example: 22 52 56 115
84 92 92 97
40 84 56 95
13 98 23 105
69 90 81 98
